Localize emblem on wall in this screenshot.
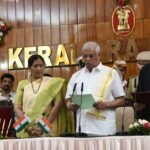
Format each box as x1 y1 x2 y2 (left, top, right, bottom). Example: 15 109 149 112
112 5 135 37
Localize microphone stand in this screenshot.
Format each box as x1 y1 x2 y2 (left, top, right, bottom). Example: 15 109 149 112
76 82 87 137
66 83 77 132
61 83 87 137
61 83 77 137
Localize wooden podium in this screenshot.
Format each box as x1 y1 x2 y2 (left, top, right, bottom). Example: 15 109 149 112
0 100 14 137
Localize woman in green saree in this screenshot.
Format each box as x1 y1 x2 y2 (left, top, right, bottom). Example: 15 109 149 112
14 54 74 138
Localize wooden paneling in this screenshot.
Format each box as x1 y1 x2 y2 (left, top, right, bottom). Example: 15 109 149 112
68 0 77 24
87 23 96 41
0 0 7 20
42 27 51 45
144 19 150 37
33 0 42 27
16 0 25 28
7 29 17 48
104 0 114 22
86 0 95 23
60 0 68 25
51 0 59 25
0 0 150 91
60 25 69 44
33 27 42 45
144 0 150 18
24 0 33 27
42 0 51 26
78 24 87 43
132 20 144 39
7 0 16 27
134 0 144 19
78 0 86 23
95 0 105 22
51 26 60 45
96 23 106 42
16 29 25 47
24 28 34 46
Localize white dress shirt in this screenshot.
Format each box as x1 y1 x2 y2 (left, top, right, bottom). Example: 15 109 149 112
66 63 125 135
0 90 16 103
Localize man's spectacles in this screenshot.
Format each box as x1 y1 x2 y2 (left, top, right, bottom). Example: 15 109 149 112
82 54 97 59
118 67 127 72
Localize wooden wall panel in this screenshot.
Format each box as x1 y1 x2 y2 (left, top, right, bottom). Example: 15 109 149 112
24 28 34 46
68 25 74 43
104 0 114 22
144 19 150 37
86 0 95 23
134 0 144 19
87 23 96 41
132 20 144 39
7 29 17 47
95 0 105 22
78 0 86 23
16 29 25 47
68 0 77 24
0 0 150 91
78 24 87 43
7 0 16 27
144 0 150 18
42 27 51 45
51 26 60 45
41 0 51 26
24 0 33 27
16 0 25 28
136 38 149 51
60 25 69 44
0 0 7 20
51 0 59 25
105 22 115 40
96 23 106 42
33 0 42 27
33 28 42 45
60 0 68 25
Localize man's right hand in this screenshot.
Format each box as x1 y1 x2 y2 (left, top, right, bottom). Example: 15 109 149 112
66 101 80 112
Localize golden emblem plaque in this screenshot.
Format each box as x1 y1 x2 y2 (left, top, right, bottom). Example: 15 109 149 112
112 5 135 37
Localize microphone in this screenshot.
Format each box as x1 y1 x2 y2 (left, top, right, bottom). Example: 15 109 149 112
72 83 77 96
70 83 77 103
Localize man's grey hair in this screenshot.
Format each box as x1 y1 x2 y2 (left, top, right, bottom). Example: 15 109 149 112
82 41 101 54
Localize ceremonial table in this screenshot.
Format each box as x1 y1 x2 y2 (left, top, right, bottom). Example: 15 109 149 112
0 136 150 150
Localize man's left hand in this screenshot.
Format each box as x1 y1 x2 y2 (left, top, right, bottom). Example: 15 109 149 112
93 101 108 110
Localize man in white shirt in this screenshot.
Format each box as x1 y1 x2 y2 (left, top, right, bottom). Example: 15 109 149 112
0 73 16 103
65 41 125 135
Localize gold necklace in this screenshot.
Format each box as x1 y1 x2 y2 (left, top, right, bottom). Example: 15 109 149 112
31 77 43 94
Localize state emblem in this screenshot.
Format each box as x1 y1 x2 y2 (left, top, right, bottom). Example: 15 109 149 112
112 5 135 37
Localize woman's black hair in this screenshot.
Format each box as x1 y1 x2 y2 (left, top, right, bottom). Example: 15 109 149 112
28 54 45 68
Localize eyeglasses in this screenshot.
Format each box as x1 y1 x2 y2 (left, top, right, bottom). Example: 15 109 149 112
82 54 97 59
118 67 127 72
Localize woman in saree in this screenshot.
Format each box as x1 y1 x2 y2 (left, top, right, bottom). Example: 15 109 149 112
14 54 74 138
